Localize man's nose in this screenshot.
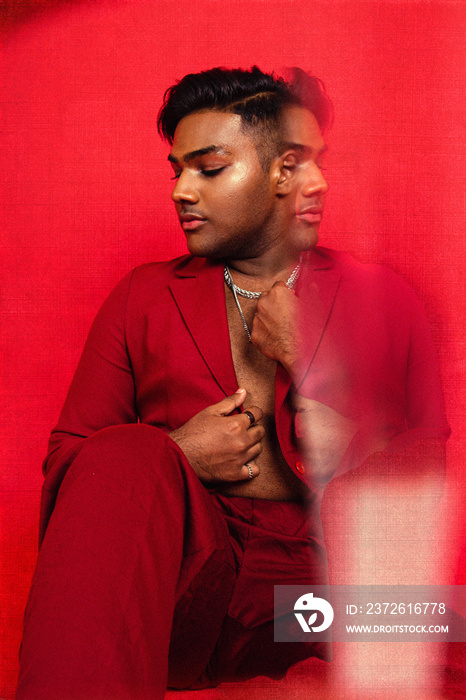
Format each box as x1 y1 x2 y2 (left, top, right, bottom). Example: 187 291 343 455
301 163 329 197
171 173 199 204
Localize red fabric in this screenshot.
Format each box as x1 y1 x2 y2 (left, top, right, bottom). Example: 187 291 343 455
23 247 448 698
41 248 448 516
17 425 323 699
2 2 465 698
295 248 450 473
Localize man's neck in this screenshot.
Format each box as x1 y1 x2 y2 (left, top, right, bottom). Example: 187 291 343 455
225 248 301 292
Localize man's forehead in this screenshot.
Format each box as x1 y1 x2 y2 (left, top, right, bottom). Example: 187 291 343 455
168 145 233 165
169 110 247 162
281 105 326 152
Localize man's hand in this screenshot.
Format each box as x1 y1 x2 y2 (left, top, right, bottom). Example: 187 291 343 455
169 388 265 483
250 281 300 376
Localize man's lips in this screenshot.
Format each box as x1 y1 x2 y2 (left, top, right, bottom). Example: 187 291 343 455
297 206 323 224
178 213 207 231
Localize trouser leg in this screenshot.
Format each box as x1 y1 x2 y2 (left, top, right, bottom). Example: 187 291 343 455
190 496 330 688
16 425 234 700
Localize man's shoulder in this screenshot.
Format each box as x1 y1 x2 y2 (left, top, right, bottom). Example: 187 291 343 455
310 245 389 273
306 246 424 315
114 254 224 313
126 253 217 289
310 246 411 287
131 253 200 281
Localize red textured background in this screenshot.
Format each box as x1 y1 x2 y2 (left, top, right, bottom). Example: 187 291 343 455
1 1 465 698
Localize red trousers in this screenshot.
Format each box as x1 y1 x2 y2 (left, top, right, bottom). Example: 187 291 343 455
17 425 327 700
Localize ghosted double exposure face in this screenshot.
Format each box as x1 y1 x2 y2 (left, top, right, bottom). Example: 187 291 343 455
281 105 329 251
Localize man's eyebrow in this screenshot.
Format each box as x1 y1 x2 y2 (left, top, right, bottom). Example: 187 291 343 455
168 145 232 164
283 142 328 156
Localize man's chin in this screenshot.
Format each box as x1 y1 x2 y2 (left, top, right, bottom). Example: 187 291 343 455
291 224 319 252
185 234 207 257
186 237 248 261
186 239 223 260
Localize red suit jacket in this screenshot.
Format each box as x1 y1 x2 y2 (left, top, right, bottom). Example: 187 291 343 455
39 247 450 543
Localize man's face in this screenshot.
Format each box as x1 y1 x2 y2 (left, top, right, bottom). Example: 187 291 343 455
281 105 329 251
168 110 283 260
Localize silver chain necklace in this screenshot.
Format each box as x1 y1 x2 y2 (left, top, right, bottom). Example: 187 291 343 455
224 261 301 342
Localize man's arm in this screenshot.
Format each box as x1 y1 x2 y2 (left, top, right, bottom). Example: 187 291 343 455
250 271 450 483
44 272 264 504
250 281 357 483
44 271 139 476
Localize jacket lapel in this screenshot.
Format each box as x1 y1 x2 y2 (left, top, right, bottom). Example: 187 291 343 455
169 250 341 409
169 257 239 398
275 249 341 408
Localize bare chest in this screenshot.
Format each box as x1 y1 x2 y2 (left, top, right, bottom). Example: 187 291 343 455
226 291 276 415
218 287 307 500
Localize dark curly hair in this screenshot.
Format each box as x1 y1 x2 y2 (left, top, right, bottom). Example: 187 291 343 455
157 66 333 169
285 67 333 133
157 66 292 169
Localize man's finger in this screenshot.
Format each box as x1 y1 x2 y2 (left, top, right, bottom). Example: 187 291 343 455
243 425 266 449
208 388 247 416
240 462 260 481
242 405 263 426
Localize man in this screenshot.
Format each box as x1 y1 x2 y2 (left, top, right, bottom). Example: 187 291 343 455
17 67 333 700
16 66 449 700
277 74 450 481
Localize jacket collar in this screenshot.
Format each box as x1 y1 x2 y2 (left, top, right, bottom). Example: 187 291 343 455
275 247 341 406
169 258 239 397
169 250 341 402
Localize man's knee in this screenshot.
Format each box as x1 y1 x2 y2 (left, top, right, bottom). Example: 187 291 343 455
39 423 197 545
68 423 190 491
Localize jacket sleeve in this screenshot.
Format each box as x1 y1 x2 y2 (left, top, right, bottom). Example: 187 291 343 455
39 271 140 544
337 277 450 477
43 270 138 476
39 273 138 544
293 262 450 481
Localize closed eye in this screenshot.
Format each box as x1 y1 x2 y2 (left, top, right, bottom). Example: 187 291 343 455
170 166 226 181
201 167 225 177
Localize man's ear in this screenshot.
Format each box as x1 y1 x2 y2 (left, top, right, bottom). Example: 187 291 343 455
272 151 299 196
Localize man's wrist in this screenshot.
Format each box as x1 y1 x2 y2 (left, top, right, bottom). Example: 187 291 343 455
280 351 299 381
